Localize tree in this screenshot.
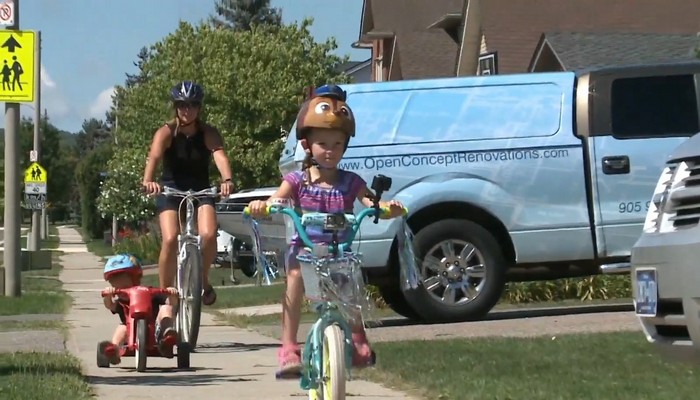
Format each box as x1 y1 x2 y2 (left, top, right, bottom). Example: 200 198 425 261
97 19 350 221
76 142 113 239
125 46 153 88
75 118 111 157
210 0 282 31
0 114 79 223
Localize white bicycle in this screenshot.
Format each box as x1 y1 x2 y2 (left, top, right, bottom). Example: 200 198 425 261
161 185 219 368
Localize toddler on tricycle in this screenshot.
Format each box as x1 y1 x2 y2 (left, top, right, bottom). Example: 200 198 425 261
97 254 179 370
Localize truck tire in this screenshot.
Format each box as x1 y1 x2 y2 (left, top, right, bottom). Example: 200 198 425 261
403 219 507 322
377 284 422 320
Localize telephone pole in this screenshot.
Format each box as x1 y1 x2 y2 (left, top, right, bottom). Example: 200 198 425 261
4 0 21 296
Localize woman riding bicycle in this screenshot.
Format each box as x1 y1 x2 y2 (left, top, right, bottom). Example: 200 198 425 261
142 80 235 307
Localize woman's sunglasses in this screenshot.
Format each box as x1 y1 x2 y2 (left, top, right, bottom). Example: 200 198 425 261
175 101 201 109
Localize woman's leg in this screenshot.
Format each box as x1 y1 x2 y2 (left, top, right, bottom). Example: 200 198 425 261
197 204 217 305
157 201 180 289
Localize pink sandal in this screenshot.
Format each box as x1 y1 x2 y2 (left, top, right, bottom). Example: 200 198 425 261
275 344 302 379
351 332 376 368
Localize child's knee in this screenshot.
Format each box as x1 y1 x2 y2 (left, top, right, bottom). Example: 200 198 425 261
286 267 302 280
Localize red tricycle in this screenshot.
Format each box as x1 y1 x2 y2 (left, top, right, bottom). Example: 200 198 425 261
97 286 191 372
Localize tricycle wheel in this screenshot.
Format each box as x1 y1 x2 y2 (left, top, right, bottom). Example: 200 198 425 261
96 342 110 368
177 342 191 369
135 318 148 372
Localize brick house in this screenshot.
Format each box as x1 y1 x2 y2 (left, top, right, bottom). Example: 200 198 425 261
354 0 700 80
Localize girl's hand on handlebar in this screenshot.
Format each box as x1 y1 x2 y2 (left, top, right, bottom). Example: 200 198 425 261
142 181 161 195
247 200 269 217
380 200 406 218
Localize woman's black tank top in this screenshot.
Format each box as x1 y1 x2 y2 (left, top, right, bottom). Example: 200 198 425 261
160 125 211 191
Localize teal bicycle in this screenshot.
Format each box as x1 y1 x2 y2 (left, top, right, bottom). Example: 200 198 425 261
244 175 406 400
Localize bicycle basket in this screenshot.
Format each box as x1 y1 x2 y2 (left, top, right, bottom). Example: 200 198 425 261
297 251 366 306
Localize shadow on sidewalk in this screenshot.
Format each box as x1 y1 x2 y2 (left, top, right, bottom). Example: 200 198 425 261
194 342 279 354
88 370 263 386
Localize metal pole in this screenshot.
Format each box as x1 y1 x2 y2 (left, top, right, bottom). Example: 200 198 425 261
4 0 21 297
28 30 41 251
40 107 47 239
111 99 118 247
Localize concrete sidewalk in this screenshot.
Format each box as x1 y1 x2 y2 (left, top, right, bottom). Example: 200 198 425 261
58 226 415 400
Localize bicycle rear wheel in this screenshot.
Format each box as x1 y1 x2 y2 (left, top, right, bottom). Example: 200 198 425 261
177 243 202 349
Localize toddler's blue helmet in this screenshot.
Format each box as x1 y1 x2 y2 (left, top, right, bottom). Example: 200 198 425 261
103 253 143 281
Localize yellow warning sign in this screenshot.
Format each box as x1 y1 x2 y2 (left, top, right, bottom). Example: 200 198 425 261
24 162 47 184
0 30 34 102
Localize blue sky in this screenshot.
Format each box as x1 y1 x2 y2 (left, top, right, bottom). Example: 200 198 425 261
1 0 369 133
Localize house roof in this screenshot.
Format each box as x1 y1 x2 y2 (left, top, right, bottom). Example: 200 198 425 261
336 59 372 75
356 0 463 79
531 32 700 71
481 0 700 74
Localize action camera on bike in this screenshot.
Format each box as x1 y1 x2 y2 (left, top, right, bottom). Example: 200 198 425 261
370 174 393 223
324 213 348 231
371 174 392 195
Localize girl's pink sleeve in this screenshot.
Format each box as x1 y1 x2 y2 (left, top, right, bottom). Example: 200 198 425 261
349 172 367 199
282 171 301 202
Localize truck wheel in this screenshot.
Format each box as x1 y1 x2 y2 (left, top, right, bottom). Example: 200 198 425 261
377 284 422 320
238 256 257 278
403 219 507 322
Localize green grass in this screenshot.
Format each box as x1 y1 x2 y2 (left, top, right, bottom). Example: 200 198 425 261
84 238 114 259
140 264 268 287
139 265 287 310
0 352 92 400
358 331 700 400
0 320 65 332
216 305 398 331
0 254 71 315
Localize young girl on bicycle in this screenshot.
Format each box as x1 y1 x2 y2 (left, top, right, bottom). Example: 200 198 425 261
247 84 405 377
98 254 178 365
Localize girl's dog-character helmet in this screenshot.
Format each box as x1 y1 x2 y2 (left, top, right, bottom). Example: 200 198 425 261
170 81 205 104
103 253 143 281
295 84 355 141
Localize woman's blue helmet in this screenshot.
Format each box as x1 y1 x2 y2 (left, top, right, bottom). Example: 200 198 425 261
103 253 143 281
170 81 205 103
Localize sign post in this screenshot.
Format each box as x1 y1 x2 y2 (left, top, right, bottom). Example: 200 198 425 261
3 0 26 298
27 30 41 251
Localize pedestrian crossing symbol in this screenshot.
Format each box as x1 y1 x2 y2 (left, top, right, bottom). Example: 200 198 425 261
24 162 47 184
0 30 34 102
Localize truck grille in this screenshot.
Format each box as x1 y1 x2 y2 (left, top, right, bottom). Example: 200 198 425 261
647 158 700 232
665 160 700 229
644 163 677 232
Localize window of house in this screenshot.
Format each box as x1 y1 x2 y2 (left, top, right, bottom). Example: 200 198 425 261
610 74 699 138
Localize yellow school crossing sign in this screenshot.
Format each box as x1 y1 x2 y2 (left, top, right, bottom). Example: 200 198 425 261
0 30 34 102
24 162 46 184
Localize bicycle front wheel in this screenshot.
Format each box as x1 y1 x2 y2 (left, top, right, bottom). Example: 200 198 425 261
178 243 203 349
309 324 346 400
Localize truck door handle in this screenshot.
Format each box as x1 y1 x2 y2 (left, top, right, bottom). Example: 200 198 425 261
602 155 630 175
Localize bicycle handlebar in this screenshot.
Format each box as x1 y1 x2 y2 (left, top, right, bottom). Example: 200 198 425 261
243 204 408 253
161 186 219 198
100 287 176 298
